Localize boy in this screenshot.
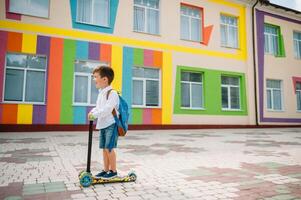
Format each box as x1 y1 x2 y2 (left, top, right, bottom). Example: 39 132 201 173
88 66 119 180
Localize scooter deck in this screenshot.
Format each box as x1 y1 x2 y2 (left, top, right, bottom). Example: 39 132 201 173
92 174 136 184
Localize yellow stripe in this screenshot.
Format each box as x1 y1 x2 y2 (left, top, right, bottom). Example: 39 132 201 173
17 104 33 124
239 7 247 60
0 19 245 61
111 45 123 92
22 33 37 54
162 51 173 124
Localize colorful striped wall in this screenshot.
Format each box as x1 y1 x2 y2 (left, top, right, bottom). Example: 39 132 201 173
0 31 112 125
0 31 171 125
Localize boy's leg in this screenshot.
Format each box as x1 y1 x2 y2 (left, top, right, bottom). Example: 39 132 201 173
105 149 116 172
103 149 109 171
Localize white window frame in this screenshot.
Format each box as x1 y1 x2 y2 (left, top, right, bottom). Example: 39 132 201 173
296 82 301 112
133 0 160 35
76 0 110 27
72 60 105 106
264 24 279 55
9 0 50 19
180 5 202 42
293 31 301 59
266 79 283 111
220 14 239 48
3 53 47 105
132 67 161 108
221 77 241 111
180 72 204 110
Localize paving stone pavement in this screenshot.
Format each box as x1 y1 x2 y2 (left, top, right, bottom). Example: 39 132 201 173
0 128 301 200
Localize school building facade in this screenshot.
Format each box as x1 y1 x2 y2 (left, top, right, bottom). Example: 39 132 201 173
0 0 300 131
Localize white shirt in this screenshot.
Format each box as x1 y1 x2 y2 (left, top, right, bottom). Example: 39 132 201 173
90 85 119 130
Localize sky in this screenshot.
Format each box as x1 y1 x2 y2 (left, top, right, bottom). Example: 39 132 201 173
269 0 301 12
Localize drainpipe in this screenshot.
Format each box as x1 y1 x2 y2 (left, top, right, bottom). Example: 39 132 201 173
252 0 259 126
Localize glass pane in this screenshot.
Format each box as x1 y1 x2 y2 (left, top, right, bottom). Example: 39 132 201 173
191 83 203 108
9 0 49 18
25 71 45 102
264 34 270 53
28 55 46 70
181 72 190 81
133 80 143 105
77 0 92 23
222 86 228 109
229 26 238 48
191 18 200 41
94 0 109 26
4 69 24 101
75 60 100 73
147 9 159 34
6 53 27 68
297 91 301 111
90 78 98 104
134 6 145 32
267 90 272 109
230 86 240 109
181 82 190 107
144 68 159 79
181 16 190 40
267 80 281 89
296 82 301 90
132 67 144 78
190 72 202 82
273 90 282 110
221 24 227 46
222 76 238 85
74 75 88 103
146 80 159 106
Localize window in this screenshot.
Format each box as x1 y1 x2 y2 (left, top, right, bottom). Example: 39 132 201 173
4 53 47 103
9 0 49 18
76 0 110 27
73 60 103 105
296 82 301 111
220 14 238 48
181 5 202 42
221 76 240 110
264 24 279 55
293 31 301 59
133 0 159 35
181 72 203 109
266 80 282 111
132 67 160 107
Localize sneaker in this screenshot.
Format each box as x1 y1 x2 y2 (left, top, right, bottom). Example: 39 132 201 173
95 170 107 178
102 170 117 180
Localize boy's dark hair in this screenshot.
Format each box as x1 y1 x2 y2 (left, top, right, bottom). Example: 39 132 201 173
93 65 114 84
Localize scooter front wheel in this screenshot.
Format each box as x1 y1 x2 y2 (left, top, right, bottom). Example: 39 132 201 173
79 172 93 187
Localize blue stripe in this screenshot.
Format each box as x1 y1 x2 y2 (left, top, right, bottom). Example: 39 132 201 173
76 41 88 60
73 106 87 124
122 47 133 123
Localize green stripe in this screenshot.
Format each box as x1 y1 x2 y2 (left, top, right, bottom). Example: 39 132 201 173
60 39 76 124
133 48 143 66
131 108 143 124
174 66 248 116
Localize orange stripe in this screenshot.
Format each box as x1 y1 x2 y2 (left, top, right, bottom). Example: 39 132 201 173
7 32 22 52
46 37 63 124
153 51 162 68
151 109 162 124
203 25 214 46
2 104 18 124
100 44 111 64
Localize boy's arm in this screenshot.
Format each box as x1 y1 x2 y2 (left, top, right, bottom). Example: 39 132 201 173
90 92 118 119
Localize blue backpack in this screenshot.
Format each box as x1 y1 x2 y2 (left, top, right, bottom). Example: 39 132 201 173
107 90 129 136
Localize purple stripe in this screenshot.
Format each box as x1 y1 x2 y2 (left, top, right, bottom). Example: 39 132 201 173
36 35 50 105
0 31 8 103
256 9 301 123
33 105 46 124
86 106 96 125
88 42 100 60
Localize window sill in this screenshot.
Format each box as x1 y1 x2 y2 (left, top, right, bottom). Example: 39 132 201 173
222 108 242 111
180 38 202 44
2 101 46 105
75 20 110 28
132 105 161 109
73 103 96 107
267 109 285 112
133 30 161 37
221 45 240 50
180 107 205 110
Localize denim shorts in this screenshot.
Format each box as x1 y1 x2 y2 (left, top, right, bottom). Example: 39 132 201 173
99 123 118 149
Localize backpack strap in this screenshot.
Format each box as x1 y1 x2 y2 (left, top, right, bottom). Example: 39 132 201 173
106 89 118 117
